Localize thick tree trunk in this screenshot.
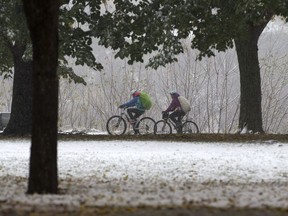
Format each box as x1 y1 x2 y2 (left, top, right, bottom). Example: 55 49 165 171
234 23 267 134
23 0 60 194
3 44 33 136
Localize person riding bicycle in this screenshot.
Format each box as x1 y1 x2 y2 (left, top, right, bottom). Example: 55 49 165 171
119 90 145 125
162 91 186 133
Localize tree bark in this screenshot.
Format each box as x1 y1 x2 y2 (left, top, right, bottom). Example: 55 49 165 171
22 0 60 194
3 43 33 136
234 22 268 134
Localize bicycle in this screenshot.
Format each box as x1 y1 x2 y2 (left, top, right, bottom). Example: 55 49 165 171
106 107 156 135
154 112 199 134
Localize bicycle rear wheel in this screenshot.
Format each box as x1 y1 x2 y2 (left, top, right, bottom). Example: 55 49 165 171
154 120 172 134
106 115 127 135
136 117 155 135
182 120 199 134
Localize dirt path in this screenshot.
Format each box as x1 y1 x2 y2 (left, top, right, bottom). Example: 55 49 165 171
1 206 288 216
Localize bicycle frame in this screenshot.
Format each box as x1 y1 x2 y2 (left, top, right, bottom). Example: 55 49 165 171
119 108 132 123
107 107 156 135
155 112 199 134
163 113 187 129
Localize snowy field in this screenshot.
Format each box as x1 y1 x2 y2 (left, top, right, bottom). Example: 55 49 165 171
0 139 288 212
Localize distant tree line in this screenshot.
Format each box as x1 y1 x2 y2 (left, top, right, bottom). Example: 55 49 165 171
2 30 288 133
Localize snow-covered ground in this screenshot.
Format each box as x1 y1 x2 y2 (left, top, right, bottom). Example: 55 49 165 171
0 139 288 212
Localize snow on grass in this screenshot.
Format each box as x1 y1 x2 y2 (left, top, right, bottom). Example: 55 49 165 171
0 140 288 210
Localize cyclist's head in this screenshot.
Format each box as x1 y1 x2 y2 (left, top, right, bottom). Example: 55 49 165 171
169 90 178 96
131 90 141 97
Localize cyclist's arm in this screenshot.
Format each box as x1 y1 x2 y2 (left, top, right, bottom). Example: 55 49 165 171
164 98 177 112
120 97 138 108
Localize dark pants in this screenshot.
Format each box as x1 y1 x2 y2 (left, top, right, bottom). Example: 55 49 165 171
170 110 185 132
127 108 144 121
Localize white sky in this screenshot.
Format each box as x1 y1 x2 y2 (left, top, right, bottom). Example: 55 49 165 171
0 139 288 210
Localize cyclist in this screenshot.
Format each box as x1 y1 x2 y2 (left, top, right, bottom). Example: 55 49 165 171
162 91 186 133
119 90 145 125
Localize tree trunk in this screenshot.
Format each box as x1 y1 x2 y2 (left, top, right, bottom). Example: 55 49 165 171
234 23 267 134
3 43 33 136
23 0 60 194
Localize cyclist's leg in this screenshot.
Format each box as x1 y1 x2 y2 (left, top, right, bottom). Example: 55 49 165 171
169 111 176 124
127 108 138 122
177 111 186 133
127 108 144 134
177 111 186 123
170 111 181 126
133 109 145 120
170 111 184 133
127 108 144 121
132 110 145 134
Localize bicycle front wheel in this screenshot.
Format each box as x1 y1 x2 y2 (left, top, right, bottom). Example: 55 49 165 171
106 115 127 135
182 121 199 134
154 120 172 134
136 117 155 135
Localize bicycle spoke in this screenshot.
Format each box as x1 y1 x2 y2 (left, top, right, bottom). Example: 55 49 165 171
106 116 127 135
182 121 199 134
154 120 172 134
137 117 155 134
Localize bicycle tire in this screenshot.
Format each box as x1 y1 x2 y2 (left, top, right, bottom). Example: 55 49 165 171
154 120 172 134
136 117 156 135
182 120 199 134
106 115 127 135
